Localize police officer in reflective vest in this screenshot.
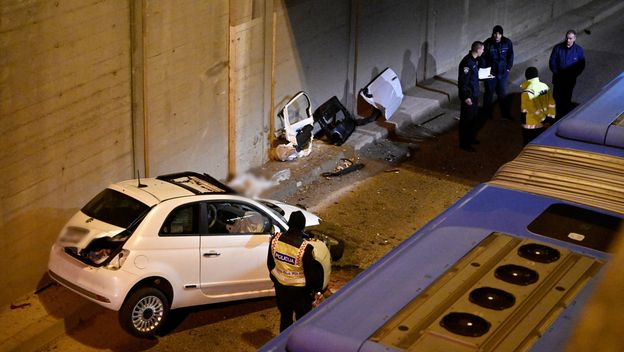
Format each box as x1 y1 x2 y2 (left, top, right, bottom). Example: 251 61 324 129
267 211 323 331
520 67 556 145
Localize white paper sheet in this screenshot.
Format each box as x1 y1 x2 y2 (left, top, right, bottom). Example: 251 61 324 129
479 67 492 80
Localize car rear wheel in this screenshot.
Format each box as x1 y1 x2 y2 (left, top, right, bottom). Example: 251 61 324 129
119 287 169 338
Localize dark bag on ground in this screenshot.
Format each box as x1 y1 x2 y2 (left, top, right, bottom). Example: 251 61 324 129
313 96 356 146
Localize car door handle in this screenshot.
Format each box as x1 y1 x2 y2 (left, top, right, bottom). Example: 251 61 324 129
203 252 221 257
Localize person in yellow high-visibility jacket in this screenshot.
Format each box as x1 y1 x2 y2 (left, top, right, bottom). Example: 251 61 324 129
520 67 556 145
267 211 324 331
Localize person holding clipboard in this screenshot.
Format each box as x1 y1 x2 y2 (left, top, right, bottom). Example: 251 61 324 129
457 41 485 152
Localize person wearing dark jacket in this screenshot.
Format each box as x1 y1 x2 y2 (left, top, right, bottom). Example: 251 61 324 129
267 211 324 332
458 41 484 152
482 25 514 119
549 29 585 118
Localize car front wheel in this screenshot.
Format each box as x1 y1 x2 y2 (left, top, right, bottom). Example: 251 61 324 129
119 287 169 338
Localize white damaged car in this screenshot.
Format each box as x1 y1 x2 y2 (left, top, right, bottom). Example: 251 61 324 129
48 171 333 337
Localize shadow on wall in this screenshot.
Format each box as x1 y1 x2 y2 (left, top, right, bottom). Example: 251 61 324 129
370 66 380 82
0 207 77 308
401 49 417 89
417 41 437 83
280 1 353 109
353 67 380 119
400 42 438 91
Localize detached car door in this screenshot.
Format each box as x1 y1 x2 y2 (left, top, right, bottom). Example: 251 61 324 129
199 201 274 298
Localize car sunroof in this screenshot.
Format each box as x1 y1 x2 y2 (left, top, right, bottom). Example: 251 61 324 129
156 171 235 194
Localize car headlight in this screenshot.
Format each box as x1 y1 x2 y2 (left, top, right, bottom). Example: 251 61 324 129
105 249 130 270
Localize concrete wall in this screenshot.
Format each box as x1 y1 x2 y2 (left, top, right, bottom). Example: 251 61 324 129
143 1 230 179
0 0 134 305
355 0 428 95
274 0 352 124
0 0 595 307
230 0 271 174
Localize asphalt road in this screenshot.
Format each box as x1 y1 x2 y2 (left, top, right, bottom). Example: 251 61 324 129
36 9 624 352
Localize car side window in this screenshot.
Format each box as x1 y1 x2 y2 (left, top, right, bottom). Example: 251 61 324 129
160 204 199 236
206 202 270 235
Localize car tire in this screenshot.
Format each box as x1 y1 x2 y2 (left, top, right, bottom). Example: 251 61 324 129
308 230 345 261
328 237 345 261
119 287 170 338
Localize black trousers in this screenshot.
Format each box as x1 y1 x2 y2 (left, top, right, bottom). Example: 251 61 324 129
274 284 312 332
484 73 510 118
553 76 576 118
522 127 545 146
459 97 480 147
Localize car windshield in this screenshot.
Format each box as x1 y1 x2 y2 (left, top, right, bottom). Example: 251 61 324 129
82 189 150 228
257 200 286 218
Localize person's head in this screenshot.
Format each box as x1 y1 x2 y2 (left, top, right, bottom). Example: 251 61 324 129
492 25 503 42
471 41 484 57
287 211 306 232
525 66 539 80
565 29 577 48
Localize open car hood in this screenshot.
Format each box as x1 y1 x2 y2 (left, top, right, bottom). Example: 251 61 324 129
258 198 321 227
359 67 404 119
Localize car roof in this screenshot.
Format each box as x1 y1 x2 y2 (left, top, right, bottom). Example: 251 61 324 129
111 171 236 205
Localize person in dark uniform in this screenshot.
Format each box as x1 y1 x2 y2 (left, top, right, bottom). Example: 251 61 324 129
482 25 514 119
267 211 324 332
549 29 585 118
458 41 484 152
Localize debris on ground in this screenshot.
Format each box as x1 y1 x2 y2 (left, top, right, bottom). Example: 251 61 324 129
10 302 31 310
313 96 356 146
275 91 315 161
321 158 365 178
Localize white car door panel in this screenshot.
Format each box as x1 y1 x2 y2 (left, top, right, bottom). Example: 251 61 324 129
199 201 273 297
200 234 271 296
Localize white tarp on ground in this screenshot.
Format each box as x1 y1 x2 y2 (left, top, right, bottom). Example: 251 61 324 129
360 67 404 119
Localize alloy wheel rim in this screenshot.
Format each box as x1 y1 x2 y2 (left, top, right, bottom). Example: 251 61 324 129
131 295 164 332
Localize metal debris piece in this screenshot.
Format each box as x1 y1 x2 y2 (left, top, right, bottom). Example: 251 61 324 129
322 158 365 178
10 302 31 310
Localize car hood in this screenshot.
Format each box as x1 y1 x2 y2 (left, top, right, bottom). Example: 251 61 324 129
259 198 321 227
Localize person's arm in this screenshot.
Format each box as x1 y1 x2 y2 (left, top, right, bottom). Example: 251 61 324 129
576 46 586 76
507 39 514 71
481 40 489 68
545 89 556 124
549 46 558 74
520 91 529 125
302 246 324 293
267 238 275 272
458 61 472 100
